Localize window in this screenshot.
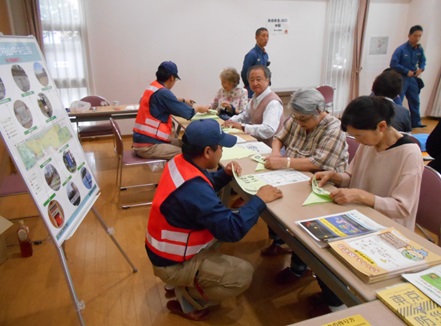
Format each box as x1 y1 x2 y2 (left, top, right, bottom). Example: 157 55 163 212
39 0 89 107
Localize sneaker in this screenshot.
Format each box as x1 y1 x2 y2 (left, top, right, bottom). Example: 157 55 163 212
166 300 210 321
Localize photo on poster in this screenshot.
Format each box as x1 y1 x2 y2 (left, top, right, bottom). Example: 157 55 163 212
80 167 93 189
37 92 53 117
62 149 77 173
13 100 33 129
44 163 61 191
48 200 65 228
33 62 49 86
11 64 31 92
0 78 5 99
66 181 81 206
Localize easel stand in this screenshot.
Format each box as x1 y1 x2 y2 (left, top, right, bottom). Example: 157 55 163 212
56 206 137 326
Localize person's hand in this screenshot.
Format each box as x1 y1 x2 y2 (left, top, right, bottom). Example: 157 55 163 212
194 105 209 113
330 188 368 205
256 185 283 203
225 161 241 176
222 120 243 130
415 69 424 77
313 171 336 187
220 101 231 110
407 70 415 77
264 156 286 170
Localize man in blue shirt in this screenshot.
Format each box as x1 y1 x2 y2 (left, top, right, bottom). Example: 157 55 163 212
371 69 412 132
241 27 270 98
390 25 427 128
146 119 283 321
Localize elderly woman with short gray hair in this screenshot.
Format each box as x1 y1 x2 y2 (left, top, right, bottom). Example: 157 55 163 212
264 87 348 171
262 87 350 312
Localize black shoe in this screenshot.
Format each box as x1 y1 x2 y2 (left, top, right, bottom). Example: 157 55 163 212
412 124 427 128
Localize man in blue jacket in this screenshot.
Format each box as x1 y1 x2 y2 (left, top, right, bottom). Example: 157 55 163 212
241 27 270 98
145 119 283 321
390 25 426 128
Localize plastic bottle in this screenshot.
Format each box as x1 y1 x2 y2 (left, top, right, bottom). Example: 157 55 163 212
17 220 33 257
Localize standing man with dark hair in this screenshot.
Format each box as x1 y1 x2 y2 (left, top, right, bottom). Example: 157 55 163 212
390 25 427 128
241 27 270 98
145 119 283 321
371 69 412 132
133 61 208 160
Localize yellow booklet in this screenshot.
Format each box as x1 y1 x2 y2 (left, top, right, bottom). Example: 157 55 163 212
329 228 441 283
376 282 441 326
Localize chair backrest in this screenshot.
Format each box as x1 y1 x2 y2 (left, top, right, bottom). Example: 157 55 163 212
316 85 334 105
109 118 124 157
346 135 359 164
81 95 110 107
405 133 422 150
416 165 441 243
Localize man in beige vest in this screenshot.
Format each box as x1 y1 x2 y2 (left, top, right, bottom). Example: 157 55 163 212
223 65 283 147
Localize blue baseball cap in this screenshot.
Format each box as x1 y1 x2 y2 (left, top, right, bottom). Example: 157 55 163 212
158 61 180 80
185 119 237 148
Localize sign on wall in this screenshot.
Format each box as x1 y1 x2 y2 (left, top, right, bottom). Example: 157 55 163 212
267 17 289 35
0 36 100 247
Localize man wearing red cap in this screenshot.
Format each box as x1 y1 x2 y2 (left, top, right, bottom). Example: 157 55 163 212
133 61 208 160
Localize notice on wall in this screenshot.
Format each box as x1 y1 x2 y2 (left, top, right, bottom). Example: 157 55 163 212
0 36 100 247
266 17 289 35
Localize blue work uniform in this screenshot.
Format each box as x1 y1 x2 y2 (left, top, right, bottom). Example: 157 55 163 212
390 41 426 127
241 45 269 98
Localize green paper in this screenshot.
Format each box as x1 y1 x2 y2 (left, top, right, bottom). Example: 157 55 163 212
221 146 256 161
255 162 266 171
191 112 219 120
232 166 267 195
302 191 333 206
222 127 242 134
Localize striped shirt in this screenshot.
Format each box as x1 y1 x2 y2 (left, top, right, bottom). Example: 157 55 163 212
276 114 348 172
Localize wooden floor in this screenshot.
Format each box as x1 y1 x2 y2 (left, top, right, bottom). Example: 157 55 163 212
0 117 438 326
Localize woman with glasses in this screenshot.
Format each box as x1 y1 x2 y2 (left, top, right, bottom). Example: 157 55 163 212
264 87 348 174
261 88 349 304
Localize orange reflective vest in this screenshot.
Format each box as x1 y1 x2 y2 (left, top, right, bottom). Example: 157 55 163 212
133 80 173 142
145 154 215 262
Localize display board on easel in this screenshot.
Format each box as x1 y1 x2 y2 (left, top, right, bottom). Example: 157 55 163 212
0 35 100 247
0 35 137 325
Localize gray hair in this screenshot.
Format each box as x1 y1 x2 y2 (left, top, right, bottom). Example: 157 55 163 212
289 87 325 115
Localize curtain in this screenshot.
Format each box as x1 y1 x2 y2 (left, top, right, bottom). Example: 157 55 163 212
349 0 370 100
426 67 441 117
323 0 358 117
39 0 90 107
22 0 44 51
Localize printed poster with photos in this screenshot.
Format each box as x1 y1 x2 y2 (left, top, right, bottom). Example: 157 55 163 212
0 36 100 247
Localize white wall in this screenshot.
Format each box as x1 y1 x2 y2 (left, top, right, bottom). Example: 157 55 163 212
83 0 327 105
361 0 441 116
83 0 440 116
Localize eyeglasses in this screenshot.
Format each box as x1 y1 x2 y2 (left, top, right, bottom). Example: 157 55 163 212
291 114 315 123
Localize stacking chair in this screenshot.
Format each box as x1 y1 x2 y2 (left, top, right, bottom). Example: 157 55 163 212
77 95 113 140
109 118 166 208
346 135 359 164
415 165 441 245
316 85 334 115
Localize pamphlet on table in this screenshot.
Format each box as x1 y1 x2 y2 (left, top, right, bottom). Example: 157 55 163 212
329 228 441 283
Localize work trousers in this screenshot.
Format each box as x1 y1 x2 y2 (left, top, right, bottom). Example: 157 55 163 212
152 249 254 312
133 137 182 160
399 77 422 127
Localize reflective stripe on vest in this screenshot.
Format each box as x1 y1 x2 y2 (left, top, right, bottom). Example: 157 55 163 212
133 122 170 140
146 229 215 257
146 154 215 262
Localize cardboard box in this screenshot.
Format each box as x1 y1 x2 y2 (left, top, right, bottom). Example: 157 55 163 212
0 215 13 264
